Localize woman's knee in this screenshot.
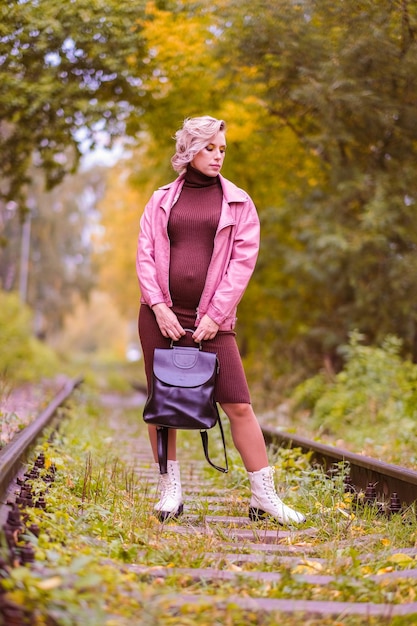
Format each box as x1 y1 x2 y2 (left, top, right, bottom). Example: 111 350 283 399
221 402 254 421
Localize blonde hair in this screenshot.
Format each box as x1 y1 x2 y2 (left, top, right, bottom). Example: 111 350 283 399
171 116 226 173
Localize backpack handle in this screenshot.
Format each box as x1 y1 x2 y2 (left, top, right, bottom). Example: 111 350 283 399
170 328 202 350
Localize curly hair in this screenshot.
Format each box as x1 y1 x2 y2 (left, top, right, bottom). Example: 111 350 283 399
171 116 226 173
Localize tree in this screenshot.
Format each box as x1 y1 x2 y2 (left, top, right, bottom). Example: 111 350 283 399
216 0 417 367
0 0 148 213
0 0 150 337
94 153 159 320
1 165 107 336
6 0 417 383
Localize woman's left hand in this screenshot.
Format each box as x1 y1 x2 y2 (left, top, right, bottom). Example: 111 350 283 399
193 315 219 342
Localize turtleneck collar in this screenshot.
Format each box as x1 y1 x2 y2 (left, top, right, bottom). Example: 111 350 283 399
184 164 219 188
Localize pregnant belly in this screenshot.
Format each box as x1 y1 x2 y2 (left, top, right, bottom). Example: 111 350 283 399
169 263 207 307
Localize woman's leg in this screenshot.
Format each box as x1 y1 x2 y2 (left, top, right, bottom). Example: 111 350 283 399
221 402 305 524
220 403 268 471
148 426 182 520
148 425 177 462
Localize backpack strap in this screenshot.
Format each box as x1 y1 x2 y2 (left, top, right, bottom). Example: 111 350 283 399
156 426 169 474
200 419 228 473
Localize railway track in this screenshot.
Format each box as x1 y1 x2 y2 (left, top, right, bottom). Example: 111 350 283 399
262 426 417 508
0 377 82 525
2 382 417 623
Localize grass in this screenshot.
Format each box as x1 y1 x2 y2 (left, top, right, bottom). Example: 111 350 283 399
1 383 417 624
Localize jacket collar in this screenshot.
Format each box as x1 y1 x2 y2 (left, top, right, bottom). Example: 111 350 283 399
158 173 248 212
219 174 249 204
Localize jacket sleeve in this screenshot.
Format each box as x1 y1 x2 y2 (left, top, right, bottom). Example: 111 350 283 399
206 198 260 325
136 194 166 307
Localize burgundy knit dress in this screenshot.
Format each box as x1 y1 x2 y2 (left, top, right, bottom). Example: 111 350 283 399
138 164 251 404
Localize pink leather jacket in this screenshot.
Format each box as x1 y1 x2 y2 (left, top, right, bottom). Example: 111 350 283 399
136 172 260 330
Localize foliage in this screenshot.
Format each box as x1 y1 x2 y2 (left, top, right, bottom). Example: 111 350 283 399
215 0 417 368
0 0 148 211
119 0 417 381
94 157 158 319
1 166 107 336
0 290 59 382
3 0 417 386
137 0 226 146
52 290 130 359
292 331 417 450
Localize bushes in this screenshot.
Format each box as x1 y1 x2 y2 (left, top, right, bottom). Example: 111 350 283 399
0 291 59 382
292 331 417 445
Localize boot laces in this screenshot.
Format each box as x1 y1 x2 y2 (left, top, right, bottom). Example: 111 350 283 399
159 469 178 498
262 467 280 503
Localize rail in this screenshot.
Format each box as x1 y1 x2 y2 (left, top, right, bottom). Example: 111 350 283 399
262 425 417 506
0 377 83 513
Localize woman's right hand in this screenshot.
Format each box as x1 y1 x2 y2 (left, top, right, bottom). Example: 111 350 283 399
152 303 185 340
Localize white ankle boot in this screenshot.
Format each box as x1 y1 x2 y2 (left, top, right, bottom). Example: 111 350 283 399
154 460 183 522
248 466 306 525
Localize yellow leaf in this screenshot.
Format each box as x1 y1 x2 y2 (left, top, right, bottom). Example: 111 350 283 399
387 553 415 566
229 564 243 572
336 507 355 519
292 559 323 575
376 566 395 575
36 576 63 590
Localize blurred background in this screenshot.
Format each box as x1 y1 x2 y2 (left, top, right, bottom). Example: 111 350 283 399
1 0 417 412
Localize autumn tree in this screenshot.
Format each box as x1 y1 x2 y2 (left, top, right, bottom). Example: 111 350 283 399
0 0 150 337
94 151 161 320
214 0 417 370
127 0 417 382
5 0 417 384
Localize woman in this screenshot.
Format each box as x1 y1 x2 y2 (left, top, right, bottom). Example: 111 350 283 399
136 116 305 525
